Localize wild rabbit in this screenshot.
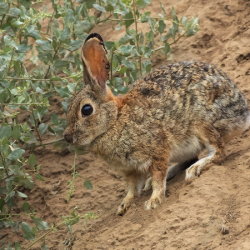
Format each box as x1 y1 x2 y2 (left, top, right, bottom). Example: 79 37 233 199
64 33 250 215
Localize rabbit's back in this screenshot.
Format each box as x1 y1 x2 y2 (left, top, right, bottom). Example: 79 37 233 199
130 61 249 139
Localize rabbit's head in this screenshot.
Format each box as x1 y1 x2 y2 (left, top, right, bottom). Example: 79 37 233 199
64 33 119 146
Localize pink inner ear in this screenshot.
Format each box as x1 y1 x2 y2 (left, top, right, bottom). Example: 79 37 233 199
82 39 109 88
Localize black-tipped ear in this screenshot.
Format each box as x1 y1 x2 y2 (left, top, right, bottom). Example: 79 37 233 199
81 33 110 90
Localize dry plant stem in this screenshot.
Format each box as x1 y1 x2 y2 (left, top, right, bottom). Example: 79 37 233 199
6 48 15 76
46 11 54 34
110 48 114 85
3 73 81 81
132 0 142 76
0 102 47 106
109 17 164 22
0 151 9 177
31 110 43 145
24 227 55 250
153 34 185 52
23 138 64 150
67 152 77 201
24 216 83 250
35 137 64 147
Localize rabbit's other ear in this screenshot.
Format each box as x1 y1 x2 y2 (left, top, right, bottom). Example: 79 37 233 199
81 33 110 92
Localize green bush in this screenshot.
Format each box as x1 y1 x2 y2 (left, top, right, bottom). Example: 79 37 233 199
0 0 198 248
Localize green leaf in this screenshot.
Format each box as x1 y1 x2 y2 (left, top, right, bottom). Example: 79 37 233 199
93 4 106 12
12 125 21 139
158 20 166 33
38 123 48 135
28 154 37 167
7 148 25 161
36 40 53 51
124 11 134 28
9 7 21 17
117 44 134 55
142 60 152 73
32 216 49 230
83 180 93 190
22 202 31 212
164 43 171 54
0 125 12 139
0 2 9 15
136 0 151 8
21 222 35 240
17 191 28 198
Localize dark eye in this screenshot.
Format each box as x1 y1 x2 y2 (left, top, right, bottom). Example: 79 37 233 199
81 104 93 116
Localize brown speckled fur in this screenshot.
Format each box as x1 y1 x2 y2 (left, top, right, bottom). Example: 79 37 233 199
64 33 250 215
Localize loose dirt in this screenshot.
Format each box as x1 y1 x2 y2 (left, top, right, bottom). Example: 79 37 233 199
7 0 250 249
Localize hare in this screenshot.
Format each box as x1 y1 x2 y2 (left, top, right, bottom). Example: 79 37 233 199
64 33 250 215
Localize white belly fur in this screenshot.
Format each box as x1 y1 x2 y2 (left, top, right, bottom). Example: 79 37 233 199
170 136 203 163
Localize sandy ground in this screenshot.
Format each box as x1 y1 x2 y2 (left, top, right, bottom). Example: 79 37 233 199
5 0 250 249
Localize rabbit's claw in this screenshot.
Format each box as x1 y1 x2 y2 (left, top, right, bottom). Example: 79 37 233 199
145 196 162 210
117 199 132 216
143 177 152 191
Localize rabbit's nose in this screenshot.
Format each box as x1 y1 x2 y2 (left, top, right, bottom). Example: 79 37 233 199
64 133 73 143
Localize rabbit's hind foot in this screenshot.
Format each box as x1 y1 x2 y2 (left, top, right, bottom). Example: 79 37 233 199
185 144 217 181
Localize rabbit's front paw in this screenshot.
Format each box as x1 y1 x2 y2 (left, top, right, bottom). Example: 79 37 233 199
117 199 132 216
144 196 162 210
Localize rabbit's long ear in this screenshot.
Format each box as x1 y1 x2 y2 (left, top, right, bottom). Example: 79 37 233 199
81 33 110 92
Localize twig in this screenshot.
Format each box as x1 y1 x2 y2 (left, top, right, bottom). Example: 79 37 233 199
109 17 164 22
132 0 142 76
3 73 81 81
0 102 48 106
153 34 185 53
31 110 43 145
96 14 112 24
110 48 114 85
25 226 55 250
24 215 83 250
0 151 9 177
67 152 77 201
33 138 64 147
6 48 15 76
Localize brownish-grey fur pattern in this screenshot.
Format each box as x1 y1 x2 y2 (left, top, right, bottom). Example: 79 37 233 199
65 58 249 215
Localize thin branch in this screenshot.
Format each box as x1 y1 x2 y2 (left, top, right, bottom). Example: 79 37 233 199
24 226 56 250
33 137 64 147
24 213 92 250
110 48 114 85
96 14 112 24
109 17 164 22
31 110 43 145
132 0 142 76
0 151 9 177
3 73 81 81
0 102 48 106
153 34 186 53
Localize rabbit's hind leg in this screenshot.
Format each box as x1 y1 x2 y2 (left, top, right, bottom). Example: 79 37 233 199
185 124 226 181
117 173 138 215
142 156 198 192
167 157 199 181
185 144 216 181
